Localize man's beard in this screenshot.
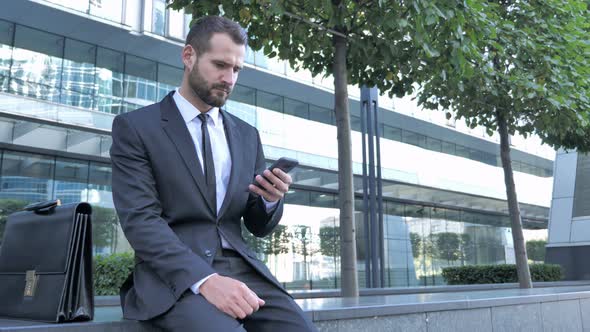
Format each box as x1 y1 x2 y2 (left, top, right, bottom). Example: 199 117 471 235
188 66 232 108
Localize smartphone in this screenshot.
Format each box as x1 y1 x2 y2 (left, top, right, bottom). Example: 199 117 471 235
255 157 299 188
267 157 299 174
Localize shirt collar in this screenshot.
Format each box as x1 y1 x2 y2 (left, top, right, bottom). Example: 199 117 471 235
173 88 221 127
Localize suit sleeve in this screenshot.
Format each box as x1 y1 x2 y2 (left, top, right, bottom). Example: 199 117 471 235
110 115 215 299
243 129 284 237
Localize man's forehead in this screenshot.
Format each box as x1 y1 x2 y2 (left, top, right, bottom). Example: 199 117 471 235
207 33 246 55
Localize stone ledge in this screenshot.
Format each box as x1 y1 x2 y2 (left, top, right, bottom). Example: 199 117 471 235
3 285 590 331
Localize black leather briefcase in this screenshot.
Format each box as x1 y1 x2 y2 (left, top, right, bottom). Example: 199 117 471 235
0 200 94 322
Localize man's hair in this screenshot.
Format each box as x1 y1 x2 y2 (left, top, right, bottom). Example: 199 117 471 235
185 16 248 54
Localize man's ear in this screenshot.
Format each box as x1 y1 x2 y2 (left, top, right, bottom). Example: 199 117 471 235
182 45 197 70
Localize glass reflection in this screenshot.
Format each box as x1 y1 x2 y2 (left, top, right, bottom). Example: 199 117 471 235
0 20 13 92
0 151 54 203
54 157 89 204
242 190 342 291
152 0 166 36
10 26 63 102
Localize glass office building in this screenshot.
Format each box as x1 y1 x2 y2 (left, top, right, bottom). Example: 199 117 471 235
0 0 553 290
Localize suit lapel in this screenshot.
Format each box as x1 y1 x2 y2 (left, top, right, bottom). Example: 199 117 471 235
217 109 241 219
160 92 216 216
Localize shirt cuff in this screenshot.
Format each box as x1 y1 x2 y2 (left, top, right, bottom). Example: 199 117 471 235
261 196 279 213
190 273 217 295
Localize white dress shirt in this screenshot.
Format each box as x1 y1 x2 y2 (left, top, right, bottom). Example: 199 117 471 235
172 89 277 294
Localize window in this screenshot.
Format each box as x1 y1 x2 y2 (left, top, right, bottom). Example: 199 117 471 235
54 158 89 204
257 90 283 113
168 8 186 40
62 39 97 96
10 25 63 101
426 137 442 152
231 84 256 106
284 98 308 119
152 0 166 36
402 130 426 148
309 105 333 125
124 55 157 108
0 20 14 91
0 151 55 203
382 125 402 142
95 48 124 114
573 153 590 217
157 64 182 99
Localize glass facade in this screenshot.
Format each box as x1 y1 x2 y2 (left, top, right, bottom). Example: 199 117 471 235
0 19 551 177
0 9 552 293
243 187 545 290
45 0 124 23
0 20 183 116
0 146 548 290
0 149 123 256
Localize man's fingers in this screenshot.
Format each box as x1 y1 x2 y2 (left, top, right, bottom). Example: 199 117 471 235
229 304 246 320
247 289 264 311
239 284 259 311
265 170 290 193
272 168 293 185
252 175 282 199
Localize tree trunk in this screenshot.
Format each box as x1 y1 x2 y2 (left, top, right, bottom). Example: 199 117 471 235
497 110 532 288
333 34 359 297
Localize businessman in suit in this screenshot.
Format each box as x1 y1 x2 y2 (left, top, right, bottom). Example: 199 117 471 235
110 16 317 331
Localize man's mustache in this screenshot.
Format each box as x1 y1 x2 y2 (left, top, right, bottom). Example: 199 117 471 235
212 84 231 93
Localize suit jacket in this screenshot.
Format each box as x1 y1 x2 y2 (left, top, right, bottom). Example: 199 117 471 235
110 91 286 320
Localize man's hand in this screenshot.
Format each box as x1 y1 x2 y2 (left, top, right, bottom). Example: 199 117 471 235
248 168 292 202
199 274 265 319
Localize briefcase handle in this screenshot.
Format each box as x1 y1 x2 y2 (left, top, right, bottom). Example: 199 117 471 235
23 199 61 213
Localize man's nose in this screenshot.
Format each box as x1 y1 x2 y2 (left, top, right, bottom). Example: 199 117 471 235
221 69 236 86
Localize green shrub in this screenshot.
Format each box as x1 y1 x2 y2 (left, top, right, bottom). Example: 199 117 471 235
442 264 563 285
93 252 135 295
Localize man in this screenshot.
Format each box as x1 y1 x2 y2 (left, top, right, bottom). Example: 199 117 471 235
110 16 317 331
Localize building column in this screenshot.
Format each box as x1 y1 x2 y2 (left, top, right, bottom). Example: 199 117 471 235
546 150 590 280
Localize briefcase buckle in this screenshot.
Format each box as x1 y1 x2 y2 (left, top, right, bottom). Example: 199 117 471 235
24 270 38 297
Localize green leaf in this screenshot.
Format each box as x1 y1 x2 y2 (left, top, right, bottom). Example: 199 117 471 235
426 15 438 26
423 43 440 57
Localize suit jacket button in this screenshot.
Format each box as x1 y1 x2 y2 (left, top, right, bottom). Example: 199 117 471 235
205 250 212 257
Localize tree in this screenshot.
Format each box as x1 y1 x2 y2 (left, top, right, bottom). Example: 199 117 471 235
319 225 340 283
170 0 481 296
292 225 319 282
242 223 266 257
92 206 120 253
264 224 292 256
417 0 590 288
526 240 547 262
409 232 422 259
319 225 340 260
459 233 474 266
434 232 461 265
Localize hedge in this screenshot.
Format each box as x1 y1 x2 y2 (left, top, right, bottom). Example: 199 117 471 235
93 252 135 295
442 264 563 285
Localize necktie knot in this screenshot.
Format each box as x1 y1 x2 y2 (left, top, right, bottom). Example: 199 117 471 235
197 113 208 124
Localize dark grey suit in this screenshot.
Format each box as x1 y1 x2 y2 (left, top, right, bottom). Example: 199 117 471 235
110 92 315 331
